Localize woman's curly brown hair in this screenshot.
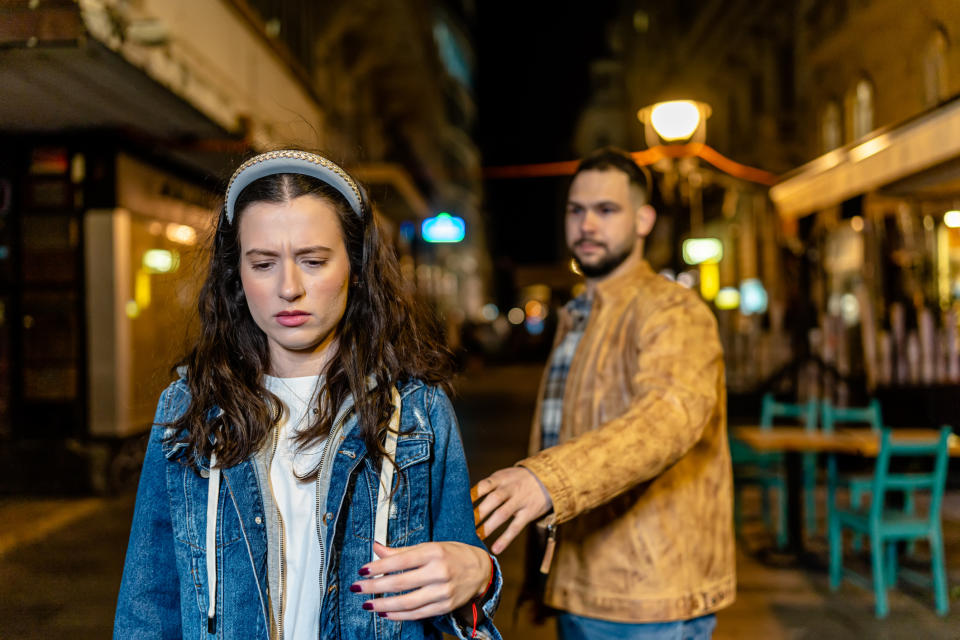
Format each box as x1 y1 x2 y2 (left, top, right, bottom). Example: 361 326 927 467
168 169 454 470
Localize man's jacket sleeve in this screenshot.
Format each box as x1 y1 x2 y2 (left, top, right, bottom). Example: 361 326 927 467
517 296 723 524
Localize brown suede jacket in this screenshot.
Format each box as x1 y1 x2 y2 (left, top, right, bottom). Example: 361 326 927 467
518 259 735 623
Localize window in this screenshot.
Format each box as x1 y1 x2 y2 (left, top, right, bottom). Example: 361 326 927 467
821 100 842 152
924 27 949 107
849 77 874 140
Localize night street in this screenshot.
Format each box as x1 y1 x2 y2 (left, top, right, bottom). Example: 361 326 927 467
6 1 960 638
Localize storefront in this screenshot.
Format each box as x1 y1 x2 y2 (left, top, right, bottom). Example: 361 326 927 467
0 138 218 491
770 95 960 426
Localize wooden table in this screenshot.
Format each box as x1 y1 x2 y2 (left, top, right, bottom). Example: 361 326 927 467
731 427 960 555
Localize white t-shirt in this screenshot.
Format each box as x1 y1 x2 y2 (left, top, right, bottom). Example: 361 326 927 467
264 374 328 640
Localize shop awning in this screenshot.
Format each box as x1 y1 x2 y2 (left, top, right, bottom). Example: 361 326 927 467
770 94 960 218
0 36 240 178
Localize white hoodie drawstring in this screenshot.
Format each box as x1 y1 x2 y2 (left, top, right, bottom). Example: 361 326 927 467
373 388 401 561
203 387 400 634
206 451 220 634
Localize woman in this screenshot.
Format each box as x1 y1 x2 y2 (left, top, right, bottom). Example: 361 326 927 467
114 150 501 640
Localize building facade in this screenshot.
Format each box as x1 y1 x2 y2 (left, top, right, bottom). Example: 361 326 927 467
0 0 485 491
773 0 960 420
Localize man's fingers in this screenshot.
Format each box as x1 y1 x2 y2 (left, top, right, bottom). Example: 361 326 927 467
471 476 497 502
470 479 486 502
491 510 530 554
477 497 524 541
474 489 510 527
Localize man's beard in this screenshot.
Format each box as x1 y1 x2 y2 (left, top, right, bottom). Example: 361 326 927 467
572 240 633 278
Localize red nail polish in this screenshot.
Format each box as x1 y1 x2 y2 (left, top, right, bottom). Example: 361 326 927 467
358 567 370 576
378 612 388 618
349 584 362 593
362 602 374 611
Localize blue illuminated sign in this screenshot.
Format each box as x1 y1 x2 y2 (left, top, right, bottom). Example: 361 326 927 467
421 213 465 243
739 278 768 315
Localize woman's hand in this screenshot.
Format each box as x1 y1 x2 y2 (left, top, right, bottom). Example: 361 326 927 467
351 541 492 621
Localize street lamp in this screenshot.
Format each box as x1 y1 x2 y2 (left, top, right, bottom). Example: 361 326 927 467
637 100 712 146
650 101 702 141
637 99 713 280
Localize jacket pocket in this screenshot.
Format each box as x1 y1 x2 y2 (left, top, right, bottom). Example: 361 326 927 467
387 436 431 546
353 435 432 545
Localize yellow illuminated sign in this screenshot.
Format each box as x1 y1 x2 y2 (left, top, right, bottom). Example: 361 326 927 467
699 262 719 301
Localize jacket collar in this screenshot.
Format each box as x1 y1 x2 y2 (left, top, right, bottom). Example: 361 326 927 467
593 258 656 305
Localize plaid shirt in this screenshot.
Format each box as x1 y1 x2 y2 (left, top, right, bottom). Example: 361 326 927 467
540 293 593 450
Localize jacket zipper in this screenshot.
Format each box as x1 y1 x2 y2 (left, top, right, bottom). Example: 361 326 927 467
315 413 347 606
269 425 287 640
539 523 557 574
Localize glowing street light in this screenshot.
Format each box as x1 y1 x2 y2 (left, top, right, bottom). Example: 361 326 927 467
944 210 960 228
638 100 712 143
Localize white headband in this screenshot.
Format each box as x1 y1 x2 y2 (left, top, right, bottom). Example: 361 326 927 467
224 150 364 223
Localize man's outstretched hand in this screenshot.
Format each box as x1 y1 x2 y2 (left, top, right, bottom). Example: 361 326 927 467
471 467 552 554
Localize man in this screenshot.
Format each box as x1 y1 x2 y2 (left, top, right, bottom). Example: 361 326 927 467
473 148 734 639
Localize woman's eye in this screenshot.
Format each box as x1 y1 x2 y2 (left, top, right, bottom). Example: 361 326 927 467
250 262 273 271
303 259 327 268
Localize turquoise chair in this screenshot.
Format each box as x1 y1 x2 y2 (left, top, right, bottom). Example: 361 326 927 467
828 426 951 618
733 393 818 547
822 400 915 550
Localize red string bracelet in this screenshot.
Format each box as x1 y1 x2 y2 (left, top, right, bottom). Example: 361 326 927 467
471 554 496 638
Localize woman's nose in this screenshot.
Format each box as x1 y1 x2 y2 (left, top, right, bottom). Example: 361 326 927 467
278 260 304 301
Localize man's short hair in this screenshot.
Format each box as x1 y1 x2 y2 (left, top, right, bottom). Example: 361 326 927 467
571 147 653 204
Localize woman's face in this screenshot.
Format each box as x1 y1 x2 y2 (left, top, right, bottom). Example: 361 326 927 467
238 194 351 377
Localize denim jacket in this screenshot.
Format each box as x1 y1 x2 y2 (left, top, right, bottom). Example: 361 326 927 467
114 377 502 640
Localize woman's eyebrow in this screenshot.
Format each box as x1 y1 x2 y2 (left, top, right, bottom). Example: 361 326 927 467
244 248 278 258
294 245 333 255
243 246 333 258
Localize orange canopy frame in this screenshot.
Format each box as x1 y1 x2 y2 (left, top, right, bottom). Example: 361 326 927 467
483 143 779 186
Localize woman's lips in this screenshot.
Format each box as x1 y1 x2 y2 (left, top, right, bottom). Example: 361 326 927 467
275 311 309 327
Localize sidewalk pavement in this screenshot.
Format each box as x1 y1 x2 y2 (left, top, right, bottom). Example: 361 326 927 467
0 497 106 557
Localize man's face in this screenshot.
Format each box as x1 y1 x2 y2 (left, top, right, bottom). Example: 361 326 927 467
565 169 650 279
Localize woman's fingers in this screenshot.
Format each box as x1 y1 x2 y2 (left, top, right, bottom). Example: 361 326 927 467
365 582 453 614
375 602 451 621
360 542 435 577
355 565 436 595
353 541 491 619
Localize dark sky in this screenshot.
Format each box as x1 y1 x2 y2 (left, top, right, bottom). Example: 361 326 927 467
474 3 619 275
